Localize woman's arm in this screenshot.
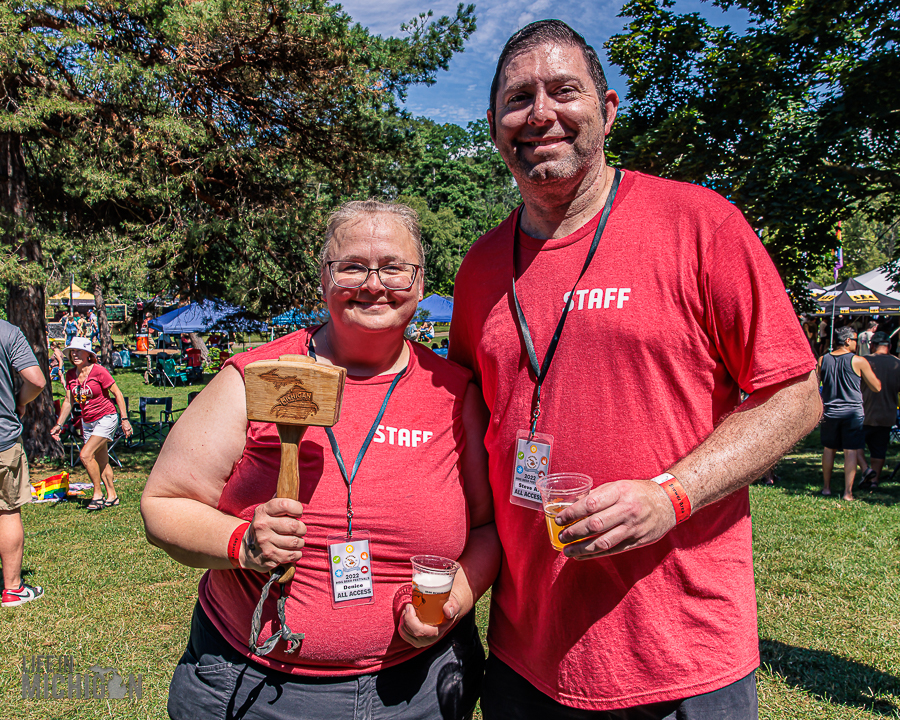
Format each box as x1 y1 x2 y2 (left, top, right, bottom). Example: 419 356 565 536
50 387 74 441
108 382 133 438
140 365 308 572
399 382 501 647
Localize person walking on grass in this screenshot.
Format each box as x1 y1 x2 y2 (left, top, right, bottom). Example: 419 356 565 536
859 331 900 488
0 320 48 607
64 312 78 346
50 338 132 511
818 326 881 500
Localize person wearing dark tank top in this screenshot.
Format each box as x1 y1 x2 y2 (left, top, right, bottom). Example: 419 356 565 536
817 326 882 500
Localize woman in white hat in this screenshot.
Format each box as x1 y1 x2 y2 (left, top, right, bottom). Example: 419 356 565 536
51 338 133 510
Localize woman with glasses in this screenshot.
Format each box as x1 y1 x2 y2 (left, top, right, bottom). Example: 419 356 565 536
142 200 498 720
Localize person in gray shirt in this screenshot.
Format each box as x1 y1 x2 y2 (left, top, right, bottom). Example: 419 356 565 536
0 320 48 607
817 326 881 500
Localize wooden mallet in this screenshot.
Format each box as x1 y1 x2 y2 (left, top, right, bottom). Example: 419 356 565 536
245 354 346 583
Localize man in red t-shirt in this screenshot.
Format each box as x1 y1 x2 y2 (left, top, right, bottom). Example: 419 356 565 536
448 20 823 719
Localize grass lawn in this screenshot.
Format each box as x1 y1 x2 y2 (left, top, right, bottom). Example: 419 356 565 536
3 386 899 718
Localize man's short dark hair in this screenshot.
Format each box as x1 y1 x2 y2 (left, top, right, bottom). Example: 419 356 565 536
488 20 608 130
835 326 857 347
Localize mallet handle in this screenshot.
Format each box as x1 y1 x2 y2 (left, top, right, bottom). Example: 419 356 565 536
275 423 307 583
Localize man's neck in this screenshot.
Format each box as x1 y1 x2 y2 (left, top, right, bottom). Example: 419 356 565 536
831 348 852 356
518 162 615 240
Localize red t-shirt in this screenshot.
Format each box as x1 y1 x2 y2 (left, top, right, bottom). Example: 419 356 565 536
65 364 117 422
449 170 816 710
199 328 473 676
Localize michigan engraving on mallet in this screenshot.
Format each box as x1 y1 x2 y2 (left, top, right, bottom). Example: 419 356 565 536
245 354 346 582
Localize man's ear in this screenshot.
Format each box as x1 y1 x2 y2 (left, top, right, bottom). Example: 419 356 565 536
487 110 496 145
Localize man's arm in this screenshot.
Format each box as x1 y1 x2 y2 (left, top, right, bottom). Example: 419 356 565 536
556 370 822 559
853 356 881 392
16 365 46 416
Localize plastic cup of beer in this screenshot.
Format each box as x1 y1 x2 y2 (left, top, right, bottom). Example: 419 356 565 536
536 473 593 551
410 555 460 626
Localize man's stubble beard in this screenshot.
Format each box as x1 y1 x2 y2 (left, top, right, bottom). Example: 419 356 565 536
506 135 606 190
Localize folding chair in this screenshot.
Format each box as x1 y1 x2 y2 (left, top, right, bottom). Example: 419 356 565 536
56 400 84 468
136 397 174 444
163 358 189 387
185 348 203 382
153 356 175 387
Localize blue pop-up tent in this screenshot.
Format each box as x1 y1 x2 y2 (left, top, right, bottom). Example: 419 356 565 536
417 294 454 323
271 308 329 326
149 299 265 333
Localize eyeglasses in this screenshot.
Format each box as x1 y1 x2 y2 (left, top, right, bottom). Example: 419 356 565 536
850 337 858 341
327 261 420 290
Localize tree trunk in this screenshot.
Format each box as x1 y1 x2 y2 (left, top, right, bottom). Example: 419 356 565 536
189 332 209 363
1 131 63 459
91 274 113 369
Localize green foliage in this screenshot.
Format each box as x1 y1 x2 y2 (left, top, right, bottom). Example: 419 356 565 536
1 0 477 311
606 0 900 298
392 118 519 295
810 201 900 287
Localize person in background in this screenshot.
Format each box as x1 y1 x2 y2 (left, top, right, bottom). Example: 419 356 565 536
0 320 47 607
48 341 65 382
87 308 99 344
51 338 133 510
818 326 881 500
857 320 877 357
859 331 900 488
817 318 830 356
64 313 78 346
419 321 435 342
75 311 88 338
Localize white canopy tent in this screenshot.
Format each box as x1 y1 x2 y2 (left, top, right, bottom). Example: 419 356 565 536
851 266 900 301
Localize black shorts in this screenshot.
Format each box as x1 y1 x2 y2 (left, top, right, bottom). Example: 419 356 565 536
821 414 866 450
865 425 892 460
481 654 758 720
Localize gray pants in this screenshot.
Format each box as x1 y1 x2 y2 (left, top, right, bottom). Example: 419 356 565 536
168 603 484 720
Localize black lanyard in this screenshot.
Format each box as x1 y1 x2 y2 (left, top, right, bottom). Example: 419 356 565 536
308 344 407 537
511 168 621 436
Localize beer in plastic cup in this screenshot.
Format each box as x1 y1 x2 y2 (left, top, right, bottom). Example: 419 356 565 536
536 473 593 551
410 555 460 626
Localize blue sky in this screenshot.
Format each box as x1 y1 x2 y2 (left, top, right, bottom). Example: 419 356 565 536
339 0 751 126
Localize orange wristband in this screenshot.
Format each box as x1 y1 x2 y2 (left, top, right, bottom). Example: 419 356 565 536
653 473 692 524
227 522 250 568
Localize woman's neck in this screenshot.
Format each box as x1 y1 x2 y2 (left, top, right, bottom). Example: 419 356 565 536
311 324 408 377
